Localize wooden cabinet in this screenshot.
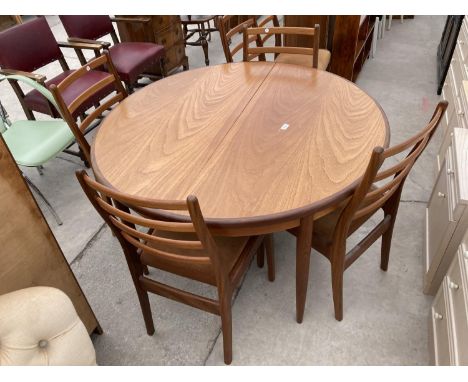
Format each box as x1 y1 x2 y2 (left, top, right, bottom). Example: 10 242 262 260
429 241 468 365
0 135 100 335
116 15 189 75
283 15 376 81
331 15 377 82
424 128 468 295
283 16 330 49
0 15 22 32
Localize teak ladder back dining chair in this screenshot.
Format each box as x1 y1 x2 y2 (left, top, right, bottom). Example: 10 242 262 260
218 16 281 63
242 24 331 70
290 101 447 322
76 171 275 365
218 16 259 63
50 52 127 167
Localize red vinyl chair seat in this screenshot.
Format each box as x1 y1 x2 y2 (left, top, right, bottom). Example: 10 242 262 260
109 42 165 84
24 69 114 118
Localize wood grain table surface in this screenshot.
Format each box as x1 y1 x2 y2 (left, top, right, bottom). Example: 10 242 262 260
92 62 389 236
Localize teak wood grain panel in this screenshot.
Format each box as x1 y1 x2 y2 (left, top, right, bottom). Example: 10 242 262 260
190 64 387 220
92 62 388 235
0 136 99 334
92 62 274 199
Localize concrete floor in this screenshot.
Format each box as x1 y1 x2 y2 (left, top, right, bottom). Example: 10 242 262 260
0 16 446 365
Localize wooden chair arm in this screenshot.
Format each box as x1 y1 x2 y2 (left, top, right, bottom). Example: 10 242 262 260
58 39 105 51
0 69 46 84
67 37 111 49
110 16 151 24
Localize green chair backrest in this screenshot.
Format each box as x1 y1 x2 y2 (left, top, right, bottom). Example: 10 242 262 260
0 113 7 133
0 74 64 123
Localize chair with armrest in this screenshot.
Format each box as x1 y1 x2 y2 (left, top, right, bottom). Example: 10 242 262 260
289 102 448 322
0 17 115 122
50 51 127 167
58 15 165 93
243 24 331 70
0 74 77 225
76 170 275 364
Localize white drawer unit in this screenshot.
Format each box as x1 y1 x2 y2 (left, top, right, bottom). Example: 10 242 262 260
437 79 466 170
429 244 468 365
425 128 468 295
438 17 468 171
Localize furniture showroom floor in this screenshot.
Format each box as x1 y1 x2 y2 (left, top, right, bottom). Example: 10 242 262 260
0 15 446 365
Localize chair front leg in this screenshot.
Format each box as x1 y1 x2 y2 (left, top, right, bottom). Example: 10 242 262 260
295 215 314 323
219 286 233 365
330 242 346 321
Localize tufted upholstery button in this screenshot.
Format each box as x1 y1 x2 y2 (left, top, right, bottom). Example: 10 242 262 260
38 340 48 349
0 287 97 365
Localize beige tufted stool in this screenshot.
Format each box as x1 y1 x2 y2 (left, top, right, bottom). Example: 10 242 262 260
0 287 96 365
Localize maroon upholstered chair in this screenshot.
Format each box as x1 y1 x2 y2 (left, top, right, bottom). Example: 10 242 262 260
0 17 115 121
59 16 166 93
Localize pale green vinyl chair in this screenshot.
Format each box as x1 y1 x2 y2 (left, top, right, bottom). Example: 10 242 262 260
0 75 75 225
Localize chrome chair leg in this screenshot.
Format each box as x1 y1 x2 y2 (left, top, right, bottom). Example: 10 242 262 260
24 175 63 226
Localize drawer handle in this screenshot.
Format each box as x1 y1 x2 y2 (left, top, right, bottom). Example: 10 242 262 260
433 312 443 320
449 281 459 290
438 192 446 198
447 168 455 175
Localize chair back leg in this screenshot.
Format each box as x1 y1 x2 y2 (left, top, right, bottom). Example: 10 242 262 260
256 242 265 268
380 184 404 271
265 234 275 282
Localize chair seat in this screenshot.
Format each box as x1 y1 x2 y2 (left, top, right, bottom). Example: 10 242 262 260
24 70 114 118
109 42 165 85
140 230 251 286
275 49 331 70
2 119 74 167
308 187 381 250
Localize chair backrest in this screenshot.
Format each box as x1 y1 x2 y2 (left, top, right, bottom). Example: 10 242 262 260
338 101 448 230
257 16 281 52
243 25 321 68
4 74 61 112
218 16 258 63
49 51 127 165
59 15 115 42
0 17 63 72
76 171 226 283
0 74 64 135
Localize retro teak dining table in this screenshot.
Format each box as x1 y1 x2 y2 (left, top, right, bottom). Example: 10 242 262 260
91 61 389 322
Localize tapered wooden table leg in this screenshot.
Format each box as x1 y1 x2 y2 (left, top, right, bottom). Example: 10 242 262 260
296 215 314 323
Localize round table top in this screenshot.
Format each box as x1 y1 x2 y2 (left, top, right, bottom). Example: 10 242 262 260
92 62 389 234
